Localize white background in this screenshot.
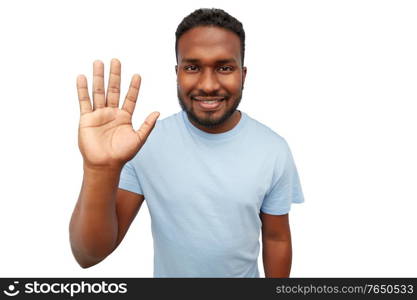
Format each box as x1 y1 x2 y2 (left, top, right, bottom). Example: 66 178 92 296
0 0 416 277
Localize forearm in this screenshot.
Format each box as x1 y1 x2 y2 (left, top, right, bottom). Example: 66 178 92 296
262 239 292 278
69 165 122 267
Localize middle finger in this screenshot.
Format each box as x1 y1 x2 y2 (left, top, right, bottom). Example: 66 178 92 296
106 58 121 108
92 60 105 109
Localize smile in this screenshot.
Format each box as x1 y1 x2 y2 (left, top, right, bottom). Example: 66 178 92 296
192 96 225 101
192 97 225 110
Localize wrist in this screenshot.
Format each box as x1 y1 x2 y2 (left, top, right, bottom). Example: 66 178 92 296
83 162 124 177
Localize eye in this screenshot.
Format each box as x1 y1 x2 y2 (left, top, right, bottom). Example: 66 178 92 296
184 65 199 72
218 66 234 72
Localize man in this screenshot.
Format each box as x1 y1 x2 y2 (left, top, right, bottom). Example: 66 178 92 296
70 8 304 278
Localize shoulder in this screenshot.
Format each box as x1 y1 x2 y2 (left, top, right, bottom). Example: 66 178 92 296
129 112 183 163
136 111 185 153
152 111 183 133
243 112 289 151
143 111 183 142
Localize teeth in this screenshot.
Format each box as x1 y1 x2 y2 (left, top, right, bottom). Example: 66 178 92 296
202 100 218 103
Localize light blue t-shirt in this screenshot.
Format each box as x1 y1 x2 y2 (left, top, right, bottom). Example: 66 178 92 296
118 110 304 277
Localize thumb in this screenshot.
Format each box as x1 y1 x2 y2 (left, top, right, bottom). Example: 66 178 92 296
136 111 160 143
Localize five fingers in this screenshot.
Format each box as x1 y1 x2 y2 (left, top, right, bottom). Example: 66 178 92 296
76 59 144 116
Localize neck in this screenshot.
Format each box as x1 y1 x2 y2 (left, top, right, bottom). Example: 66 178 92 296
189 110 242 134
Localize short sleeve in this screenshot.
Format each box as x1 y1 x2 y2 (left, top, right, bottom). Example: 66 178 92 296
261 140 304 215
118 160 143 195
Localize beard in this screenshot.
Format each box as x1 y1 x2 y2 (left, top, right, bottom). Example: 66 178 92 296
177 87 242 129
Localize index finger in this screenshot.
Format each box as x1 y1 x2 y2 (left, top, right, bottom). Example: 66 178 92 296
121 74 141 115
76 75 92 115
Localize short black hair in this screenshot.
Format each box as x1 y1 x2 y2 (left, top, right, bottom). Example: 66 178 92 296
175 8 245 65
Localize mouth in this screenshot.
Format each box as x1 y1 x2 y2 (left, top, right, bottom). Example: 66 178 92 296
191 96 226 111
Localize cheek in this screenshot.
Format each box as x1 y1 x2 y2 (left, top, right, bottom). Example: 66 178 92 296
178 74 198 94
219 75 242 94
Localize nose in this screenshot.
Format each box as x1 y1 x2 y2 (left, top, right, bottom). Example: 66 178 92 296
197 68 220 94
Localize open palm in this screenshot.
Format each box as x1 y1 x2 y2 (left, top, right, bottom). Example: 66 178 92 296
77 59 159 168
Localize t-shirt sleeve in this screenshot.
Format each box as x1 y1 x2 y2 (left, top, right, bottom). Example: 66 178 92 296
261 140 304 215
118 160 144 195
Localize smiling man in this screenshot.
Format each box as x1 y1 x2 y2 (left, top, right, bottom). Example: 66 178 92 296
70 8 304 278
176 25 245 132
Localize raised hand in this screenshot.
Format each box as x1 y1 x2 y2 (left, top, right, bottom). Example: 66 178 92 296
76 59 159 169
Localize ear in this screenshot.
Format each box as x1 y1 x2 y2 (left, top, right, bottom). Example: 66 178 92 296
242 66 247 88
175 65 178 74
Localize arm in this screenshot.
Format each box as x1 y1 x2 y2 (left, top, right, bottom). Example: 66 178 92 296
260 212 292 278
69 59 158 268
69 166 144 268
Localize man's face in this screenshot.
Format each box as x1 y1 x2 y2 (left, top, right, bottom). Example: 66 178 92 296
176 26 247 129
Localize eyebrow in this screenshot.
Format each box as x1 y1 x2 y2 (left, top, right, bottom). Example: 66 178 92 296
181 58 237 64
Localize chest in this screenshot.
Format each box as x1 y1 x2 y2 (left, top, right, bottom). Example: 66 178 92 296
148 141 274 211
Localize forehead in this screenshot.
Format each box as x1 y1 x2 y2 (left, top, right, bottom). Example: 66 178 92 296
177 26 241 63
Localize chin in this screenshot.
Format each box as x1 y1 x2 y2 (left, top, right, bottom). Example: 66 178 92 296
191 109 236 128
